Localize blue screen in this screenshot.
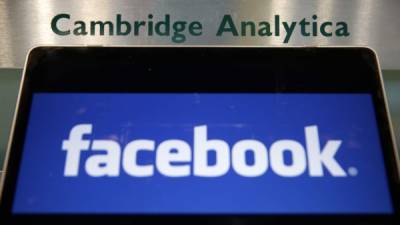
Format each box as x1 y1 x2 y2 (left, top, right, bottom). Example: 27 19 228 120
13 93 393 214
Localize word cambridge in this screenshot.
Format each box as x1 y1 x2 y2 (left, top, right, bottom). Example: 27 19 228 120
51 14 350 43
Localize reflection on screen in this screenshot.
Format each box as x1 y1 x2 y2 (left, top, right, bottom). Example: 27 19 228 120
13 93 393 214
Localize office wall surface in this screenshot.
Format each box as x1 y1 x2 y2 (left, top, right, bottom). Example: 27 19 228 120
1 0 400 69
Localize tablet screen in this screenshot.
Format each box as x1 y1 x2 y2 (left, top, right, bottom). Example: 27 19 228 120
12 93 393 214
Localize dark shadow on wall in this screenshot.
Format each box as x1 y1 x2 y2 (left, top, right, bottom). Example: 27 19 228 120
0 68 20 168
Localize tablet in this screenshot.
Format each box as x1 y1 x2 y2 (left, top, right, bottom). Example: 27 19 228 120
0 47 399 224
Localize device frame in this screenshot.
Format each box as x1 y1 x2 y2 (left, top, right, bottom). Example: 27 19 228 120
0 46 399 225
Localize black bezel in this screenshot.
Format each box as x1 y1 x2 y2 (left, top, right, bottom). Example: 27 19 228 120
0 47 399 225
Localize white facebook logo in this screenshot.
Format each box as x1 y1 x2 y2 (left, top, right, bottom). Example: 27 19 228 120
62 124 349 177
